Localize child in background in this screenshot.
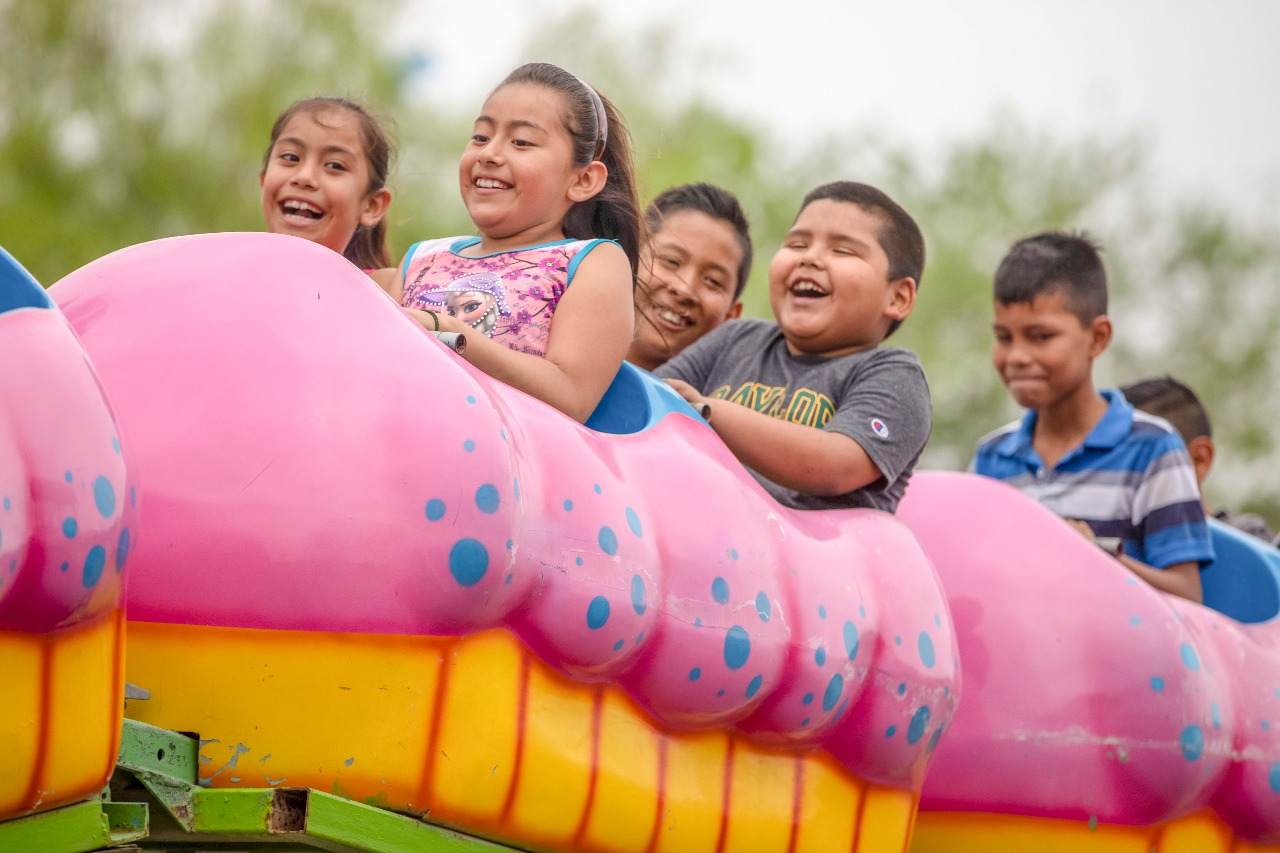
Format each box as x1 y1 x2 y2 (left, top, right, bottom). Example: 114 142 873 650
386 63 641 424
970 233 1213 603
657 181 931 513
628 183 752 371
260 96 394 272
1120 375 1277 544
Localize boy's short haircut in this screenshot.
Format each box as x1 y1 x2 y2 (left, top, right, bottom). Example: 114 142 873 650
994 231 1108 324
799 181 925 339
1120 376 1213 441
645 183 753 300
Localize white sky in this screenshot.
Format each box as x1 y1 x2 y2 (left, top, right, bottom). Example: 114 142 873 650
404 0 1280 217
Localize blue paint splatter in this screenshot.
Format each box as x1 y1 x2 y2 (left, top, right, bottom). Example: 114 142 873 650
587 596 610 629
818 604 827 619
115 528 130 572
802 693 813 705
593 484 602 494
815 646 827 667
918 632 936 669
894 636 902 646
1269 762 1280 793
64 471 73 483
425 499 446 521
626 507 642 537
712 577 730 604
845 621 859 660
514 479 521 503
1151 677 1165 692
1180 644 1200 671
927 725 943 754
130 485 136 506
466 395 476 404
724 626 750 669
112 437 120 453
886 725 897 738
746 675 763 699
1180 724 1204 761
934 614 941 627
448 539 488 587
62 517 77 538
598 526 618 555
755 592 771 622
2 496 9 510
1212 703 1222 729
564 499 574 511
575 557 584 566
822 674 843 711
1130 616 1141 625
60 562 68 572
907 706 931 745
729 548 738 560
694 618 701 628
628 576 647 616
83 545 106 587
898 683 906 695
475 484 500 514
463 439 475 452
689 667 701 681
635 632 644 645
614 639 624 651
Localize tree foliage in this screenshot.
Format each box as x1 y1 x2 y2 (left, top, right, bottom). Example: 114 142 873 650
5 0 1278 523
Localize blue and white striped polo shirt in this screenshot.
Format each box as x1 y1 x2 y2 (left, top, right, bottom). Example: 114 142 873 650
970 389 1214 570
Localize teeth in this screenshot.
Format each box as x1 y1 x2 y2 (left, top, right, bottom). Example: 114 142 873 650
791 281 825 296
475 178 510 189
656 308 691 327
283 200 323 218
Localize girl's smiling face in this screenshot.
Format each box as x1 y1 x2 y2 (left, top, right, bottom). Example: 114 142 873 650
260 109 389 256
459 82 602 252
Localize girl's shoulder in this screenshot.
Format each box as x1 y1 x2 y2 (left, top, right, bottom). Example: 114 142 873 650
406 236 477 262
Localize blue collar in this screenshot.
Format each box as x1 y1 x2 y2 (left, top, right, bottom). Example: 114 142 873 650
995 389 1134 466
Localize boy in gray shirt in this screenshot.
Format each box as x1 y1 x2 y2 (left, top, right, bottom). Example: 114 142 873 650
656 181 931 512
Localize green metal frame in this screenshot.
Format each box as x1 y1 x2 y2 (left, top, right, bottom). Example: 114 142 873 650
0 718 520 852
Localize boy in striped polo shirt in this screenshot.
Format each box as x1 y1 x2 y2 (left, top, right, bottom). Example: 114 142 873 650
970 232 1212 603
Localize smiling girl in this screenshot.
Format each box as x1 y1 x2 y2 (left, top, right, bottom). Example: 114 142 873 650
260 97 394 271
386 63 642 423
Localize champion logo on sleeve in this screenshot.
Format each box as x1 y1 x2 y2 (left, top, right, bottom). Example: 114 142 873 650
870 418 890 439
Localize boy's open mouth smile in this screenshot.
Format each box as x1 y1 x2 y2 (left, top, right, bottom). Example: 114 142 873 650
280 199 324 222
474 177 512 190
788 279 828 299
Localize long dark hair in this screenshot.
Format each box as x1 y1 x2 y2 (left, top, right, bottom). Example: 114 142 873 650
495 63 644 277
262 96 395 269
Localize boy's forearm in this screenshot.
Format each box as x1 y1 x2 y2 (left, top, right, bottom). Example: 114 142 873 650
702 397 881 496
1121 557 1203 604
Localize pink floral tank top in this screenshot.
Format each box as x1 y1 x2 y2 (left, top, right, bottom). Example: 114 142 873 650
400 237 609 358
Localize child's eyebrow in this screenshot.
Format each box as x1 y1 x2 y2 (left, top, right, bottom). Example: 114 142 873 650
475 115 548 135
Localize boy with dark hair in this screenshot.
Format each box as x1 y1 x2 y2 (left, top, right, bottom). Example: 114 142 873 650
656 180 931 512
971 232 1213 603
1121 375 1276 543
628 182 753 371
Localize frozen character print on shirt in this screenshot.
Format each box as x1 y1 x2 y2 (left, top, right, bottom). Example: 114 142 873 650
410 272 510 338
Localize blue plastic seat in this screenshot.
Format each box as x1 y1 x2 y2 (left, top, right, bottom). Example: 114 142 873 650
584 361 710 435
1200 517 1280 623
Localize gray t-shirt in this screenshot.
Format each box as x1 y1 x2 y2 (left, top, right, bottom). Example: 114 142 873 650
655 318 931 512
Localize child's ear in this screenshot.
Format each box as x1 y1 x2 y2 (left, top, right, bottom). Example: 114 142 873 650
360 188 392 227
567 161 608 203
884 277 916 322
727 301 744 320
1185 434 1215 488
1088 314 1112 357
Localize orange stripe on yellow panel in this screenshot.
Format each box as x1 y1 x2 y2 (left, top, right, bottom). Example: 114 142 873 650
506 654 597 849
0 632 43 817
721 742 799 852
651 729 730 853
792 753 862 853
427 629 524 827
40 610 122 811
854 786 917 853
577 689 662 853
124 621 443 809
